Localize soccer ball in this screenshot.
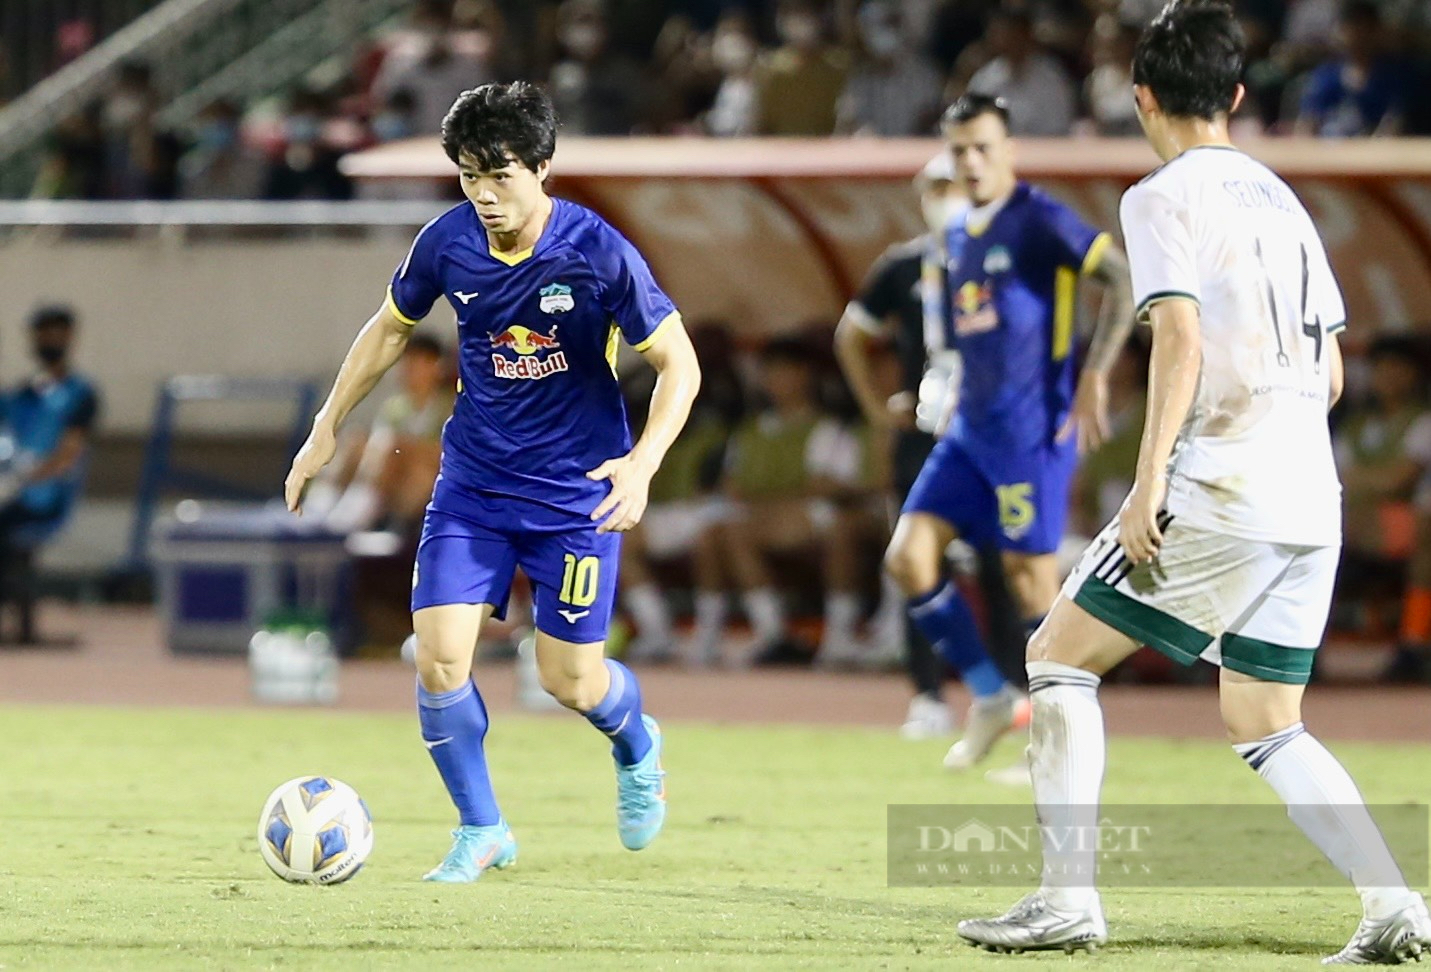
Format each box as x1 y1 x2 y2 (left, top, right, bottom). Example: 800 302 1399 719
258 776 373 884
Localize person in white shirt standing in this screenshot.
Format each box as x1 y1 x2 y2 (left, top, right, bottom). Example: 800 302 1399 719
956 1 1431 962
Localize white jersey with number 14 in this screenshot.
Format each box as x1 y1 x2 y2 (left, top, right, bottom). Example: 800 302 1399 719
1119 145 1346 547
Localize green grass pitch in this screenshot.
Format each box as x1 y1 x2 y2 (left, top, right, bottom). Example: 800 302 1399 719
0 703 1426 970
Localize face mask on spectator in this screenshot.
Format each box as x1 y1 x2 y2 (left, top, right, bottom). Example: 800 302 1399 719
862 24 901 58
197 120 237 152
420 35 453 66
372 113 411 142
104 93 147 130
779 14 821 49
921 193 965 235
36 346 66 367
712 32 756 74
561 23 603 60
286 116 322 145
550 61 589 92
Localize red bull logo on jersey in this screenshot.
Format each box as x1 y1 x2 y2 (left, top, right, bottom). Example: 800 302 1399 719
490 325 568 380
954 280 1000 336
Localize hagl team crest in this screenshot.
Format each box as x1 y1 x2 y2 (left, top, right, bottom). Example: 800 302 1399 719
539 283 575 314
983 245 1012 274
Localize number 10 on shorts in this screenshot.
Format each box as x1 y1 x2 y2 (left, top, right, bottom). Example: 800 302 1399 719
560 554 600 606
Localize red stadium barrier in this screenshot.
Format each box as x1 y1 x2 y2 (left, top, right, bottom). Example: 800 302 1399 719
343 137 1431 340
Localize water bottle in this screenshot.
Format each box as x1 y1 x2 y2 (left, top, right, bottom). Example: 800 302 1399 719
249 612 339 705
302 628 340 705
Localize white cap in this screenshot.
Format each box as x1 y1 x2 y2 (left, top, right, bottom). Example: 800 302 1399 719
917 150 954 186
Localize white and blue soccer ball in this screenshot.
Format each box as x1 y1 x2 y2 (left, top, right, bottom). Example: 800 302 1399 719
258 776 373 884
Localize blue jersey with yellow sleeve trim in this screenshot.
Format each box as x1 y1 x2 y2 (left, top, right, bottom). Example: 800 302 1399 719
942 182 1107 455
388 197 678 515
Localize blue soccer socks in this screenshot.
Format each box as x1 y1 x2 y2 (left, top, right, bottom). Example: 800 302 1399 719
909 581 1008 699
583 659 654 766
418 678 502 827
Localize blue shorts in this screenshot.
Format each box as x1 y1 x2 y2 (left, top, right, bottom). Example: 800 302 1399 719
902 435 1076 555
412 477 620 644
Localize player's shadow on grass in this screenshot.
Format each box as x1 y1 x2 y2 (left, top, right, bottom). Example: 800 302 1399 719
1115 931 1330 956
541 880 957 922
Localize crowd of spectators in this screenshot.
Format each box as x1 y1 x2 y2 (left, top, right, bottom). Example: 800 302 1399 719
296 318 908 668
1328 334 1431 683
16 0 1431 201
11 1 1431 681
285 308 1431 682
0 1 162 104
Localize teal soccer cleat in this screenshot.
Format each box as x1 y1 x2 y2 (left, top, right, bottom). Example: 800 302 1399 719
422 821 517 883
615 714 666 851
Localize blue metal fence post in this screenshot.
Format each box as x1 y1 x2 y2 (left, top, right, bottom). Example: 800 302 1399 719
127 380 176 570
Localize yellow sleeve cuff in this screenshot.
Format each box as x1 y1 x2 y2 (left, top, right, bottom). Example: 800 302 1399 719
385 287 420 326
1080 232 1112 276
631 310 682 352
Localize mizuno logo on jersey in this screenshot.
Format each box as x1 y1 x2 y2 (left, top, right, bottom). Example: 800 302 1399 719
454 290 480 304
490 325 568 381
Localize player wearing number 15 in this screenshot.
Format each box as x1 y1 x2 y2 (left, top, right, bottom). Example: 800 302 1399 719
284 82 701 882
883 93 1135 773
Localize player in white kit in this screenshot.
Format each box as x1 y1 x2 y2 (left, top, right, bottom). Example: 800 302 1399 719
956 1 1431 963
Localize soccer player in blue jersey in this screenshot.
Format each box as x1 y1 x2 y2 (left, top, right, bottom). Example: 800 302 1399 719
284 82 701 882
883 93 1134 773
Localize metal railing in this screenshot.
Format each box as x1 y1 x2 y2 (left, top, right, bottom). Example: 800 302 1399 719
0 0 413 197
0 0 238 159
0 198 446 227
0 0 168 100
157 0 414 131
129 375 320 568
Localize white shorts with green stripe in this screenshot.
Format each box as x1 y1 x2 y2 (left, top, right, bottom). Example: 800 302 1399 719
1062 516 1340 685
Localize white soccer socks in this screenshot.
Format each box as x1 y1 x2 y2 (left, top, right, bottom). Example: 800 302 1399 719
741 587 786 645
1235 723 1418 920
1023 666 1417 924
689 591 729 664
821 591 862 653
623 583 674 646
1026 660 1107 913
